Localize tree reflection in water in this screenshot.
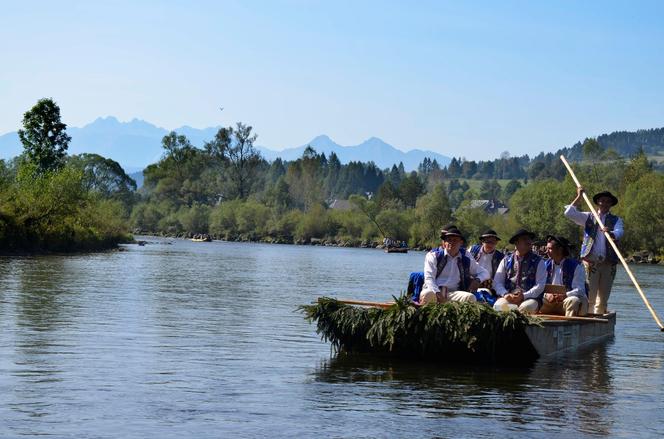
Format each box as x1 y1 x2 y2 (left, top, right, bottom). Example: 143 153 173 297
313 342 614 436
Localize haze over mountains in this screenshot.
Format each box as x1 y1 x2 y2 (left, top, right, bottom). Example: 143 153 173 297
0 117 451 172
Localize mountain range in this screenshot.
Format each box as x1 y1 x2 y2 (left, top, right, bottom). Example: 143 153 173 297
0 117 451 173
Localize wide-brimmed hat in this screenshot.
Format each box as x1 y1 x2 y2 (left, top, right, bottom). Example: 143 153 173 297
443 226 465 241
593 191 618 206
546 235 572 256
479 229 501 242
509 228 537 245
439 223 457 239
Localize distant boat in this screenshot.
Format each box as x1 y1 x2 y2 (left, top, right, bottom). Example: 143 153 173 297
385 247 408 253
191 235 212 242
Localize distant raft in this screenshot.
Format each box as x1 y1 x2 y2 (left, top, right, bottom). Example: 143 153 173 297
300 296 615 364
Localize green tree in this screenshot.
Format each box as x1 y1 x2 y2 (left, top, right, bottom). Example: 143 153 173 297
503 179 523 200
479 179 502 200
68 153 136 205
622 173 664 253
18 98 71 174
409 183 452 246
226 122 262 199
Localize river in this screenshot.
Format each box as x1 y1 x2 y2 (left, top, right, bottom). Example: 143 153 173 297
0 238 663 438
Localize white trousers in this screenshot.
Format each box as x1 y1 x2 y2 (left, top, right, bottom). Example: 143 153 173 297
584 260 616 314
419 288 477 304
493 298 540 314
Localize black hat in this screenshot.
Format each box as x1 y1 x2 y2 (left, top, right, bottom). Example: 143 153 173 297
439 223 457 239
592 191 618 206
546 235 572 257
479 229 501 241
443 226 464 240
509 228 537 245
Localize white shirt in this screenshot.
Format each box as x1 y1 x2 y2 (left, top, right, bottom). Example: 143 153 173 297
549 258 586 298
564 205 624 259
476 249 495 275
424 249 490 292
493 253 547 300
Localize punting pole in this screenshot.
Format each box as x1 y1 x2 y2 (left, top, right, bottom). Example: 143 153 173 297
334 299 395 309
560 155 664 331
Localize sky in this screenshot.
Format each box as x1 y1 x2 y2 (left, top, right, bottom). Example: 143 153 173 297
1 0 663 159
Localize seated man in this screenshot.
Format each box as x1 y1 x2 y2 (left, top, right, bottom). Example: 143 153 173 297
540 235 589 317
469 229 505 283
493 229 546 314
419 226 490 304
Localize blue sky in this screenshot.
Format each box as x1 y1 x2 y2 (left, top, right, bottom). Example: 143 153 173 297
1 0 663 159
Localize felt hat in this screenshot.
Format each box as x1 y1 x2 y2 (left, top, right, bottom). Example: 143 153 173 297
509 228 537 245
479 229 501 242
443 226 464 241
592 191 618 206
546 235 572 257
439 223 457 239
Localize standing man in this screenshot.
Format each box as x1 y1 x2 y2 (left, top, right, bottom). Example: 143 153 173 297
540 235 589 317
564 188 624 314
419 227 490 304
493 229 547 314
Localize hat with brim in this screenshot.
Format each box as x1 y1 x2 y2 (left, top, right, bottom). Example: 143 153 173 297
593 191 618 206
509 228 537 245
439 223 457 239
546 235 572 257
443 226 464 241
479 229 501 242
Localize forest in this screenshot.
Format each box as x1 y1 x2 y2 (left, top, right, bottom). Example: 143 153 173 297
2 98 664 257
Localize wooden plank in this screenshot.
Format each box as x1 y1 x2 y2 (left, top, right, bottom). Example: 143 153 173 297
537 314 609 323
333 299 396 309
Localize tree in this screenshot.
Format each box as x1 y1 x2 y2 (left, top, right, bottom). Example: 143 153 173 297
479 179 502 200
503 179 523 200
161 131 194 176
18 98 71 174
68 153 136 205
226 122 262 199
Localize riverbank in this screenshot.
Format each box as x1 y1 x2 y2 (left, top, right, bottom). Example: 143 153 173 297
131 231 662 263
0 234 134 256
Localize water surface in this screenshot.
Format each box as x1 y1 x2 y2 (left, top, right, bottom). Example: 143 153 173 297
0 239 663 437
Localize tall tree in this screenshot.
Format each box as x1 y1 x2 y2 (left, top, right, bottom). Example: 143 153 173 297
226 122 262 199
18 98 71 174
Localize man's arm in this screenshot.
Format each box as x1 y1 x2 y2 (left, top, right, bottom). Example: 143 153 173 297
468 257 490 283
423 252 440 293
564 204 590 227
493 258 507 297
522 259 547 300
566 264 586 298
611 217 624 240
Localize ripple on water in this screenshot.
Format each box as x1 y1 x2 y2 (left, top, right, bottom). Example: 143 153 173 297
0 241 664 438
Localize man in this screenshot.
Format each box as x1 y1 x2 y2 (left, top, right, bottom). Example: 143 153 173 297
419 227 490 304
493 229 547 314
564 187 624 314
469 229 505 280
540 235 589 317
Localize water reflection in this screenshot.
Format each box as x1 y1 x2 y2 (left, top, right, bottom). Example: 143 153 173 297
314 342 615 436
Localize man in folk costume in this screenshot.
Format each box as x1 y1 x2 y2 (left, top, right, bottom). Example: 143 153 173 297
469 229 505 285
493 229 547 314
564 188 624 314
540 235 589 317
419 227 490 304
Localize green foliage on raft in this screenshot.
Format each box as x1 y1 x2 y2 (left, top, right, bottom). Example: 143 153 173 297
300 296 541 363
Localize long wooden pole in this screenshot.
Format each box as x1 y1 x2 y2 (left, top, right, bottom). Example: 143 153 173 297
560 155 664 331
333 299 395 309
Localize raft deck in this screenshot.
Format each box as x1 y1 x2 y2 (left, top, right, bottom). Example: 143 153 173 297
525 312 616 358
